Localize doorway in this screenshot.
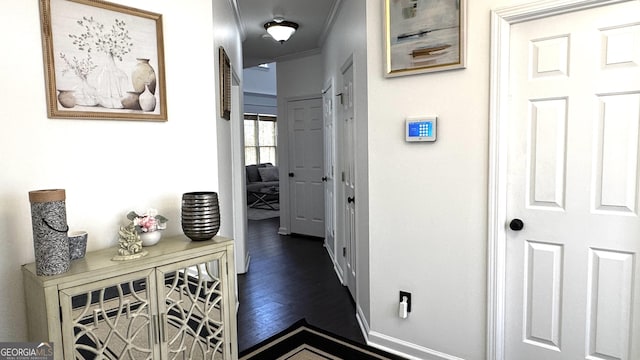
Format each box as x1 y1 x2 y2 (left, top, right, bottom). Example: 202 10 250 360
287 96 325 237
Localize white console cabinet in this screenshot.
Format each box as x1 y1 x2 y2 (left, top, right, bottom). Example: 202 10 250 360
22 235 237 360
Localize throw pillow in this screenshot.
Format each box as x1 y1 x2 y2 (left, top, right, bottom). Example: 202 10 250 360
258 166 279 182
246 165 261 183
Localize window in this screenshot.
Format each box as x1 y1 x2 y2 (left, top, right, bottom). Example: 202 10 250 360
244 113 277 165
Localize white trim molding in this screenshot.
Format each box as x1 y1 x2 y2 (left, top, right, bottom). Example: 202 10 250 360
356 304 369 357
228 0 246 41
242 253 251 274
367 330 464 360
324 241 346 285
318 0 343 48
486 1 632 360
360 306 462 360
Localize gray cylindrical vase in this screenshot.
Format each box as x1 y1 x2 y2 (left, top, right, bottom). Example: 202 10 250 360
29 189 70 276
181 192 220 241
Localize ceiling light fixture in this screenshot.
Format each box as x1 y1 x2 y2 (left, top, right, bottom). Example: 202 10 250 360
264 18 298 44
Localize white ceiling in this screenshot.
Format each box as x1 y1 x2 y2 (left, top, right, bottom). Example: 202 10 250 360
235 0 341 68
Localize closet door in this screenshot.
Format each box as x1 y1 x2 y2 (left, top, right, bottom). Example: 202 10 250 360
59 269 159 360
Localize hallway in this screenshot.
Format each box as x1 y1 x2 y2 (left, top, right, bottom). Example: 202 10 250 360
236 217 364 353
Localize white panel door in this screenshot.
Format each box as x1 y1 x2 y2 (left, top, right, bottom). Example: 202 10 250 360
342 61 357 300
288 97 325 237
506 2 640 360
323 83 336 258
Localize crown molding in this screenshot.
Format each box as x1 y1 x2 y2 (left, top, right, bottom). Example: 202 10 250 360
317 0 342 48
229 0 246 41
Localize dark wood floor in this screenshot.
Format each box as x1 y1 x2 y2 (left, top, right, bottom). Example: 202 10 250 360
236 217 365 353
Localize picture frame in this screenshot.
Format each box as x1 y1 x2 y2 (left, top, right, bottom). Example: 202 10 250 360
219 46 231 121
39 0 167 121
384 0 466 77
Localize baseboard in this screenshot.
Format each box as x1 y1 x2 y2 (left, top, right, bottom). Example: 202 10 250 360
323 241 334 263
333 264 345 284
278 226 289 235
243 253 251 273
367 331 464 360
356 306 370 342
323 242 345 285
358 306 461 360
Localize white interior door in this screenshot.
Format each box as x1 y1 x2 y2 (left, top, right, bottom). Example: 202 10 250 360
505 2 640 359
288 97 325 237
342 61 357 299
323 82 336 258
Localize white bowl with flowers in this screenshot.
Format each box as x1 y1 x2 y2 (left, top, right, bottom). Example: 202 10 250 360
127 209 168 246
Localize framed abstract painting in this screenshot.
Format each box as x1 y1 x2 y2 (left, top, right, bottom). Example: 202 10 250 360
384 0 467 77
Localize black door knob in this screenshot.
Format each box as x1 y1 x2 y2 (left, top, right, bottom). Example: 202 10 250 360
509 219 524 231
347 196 355 204
288 172 294 178
322 176 328 182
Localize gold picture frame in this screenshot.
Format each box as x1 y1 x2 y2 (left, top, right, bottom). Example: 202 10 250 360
384 0 466 77
39 0 167 121
219 46 231 120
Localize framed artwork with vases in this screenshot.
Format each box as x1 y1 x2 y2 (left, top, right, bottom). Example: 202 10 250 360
39 0 167 121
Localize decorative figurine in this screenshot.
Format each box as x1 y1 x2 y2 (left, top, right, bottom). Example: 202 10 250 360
112 222 148 261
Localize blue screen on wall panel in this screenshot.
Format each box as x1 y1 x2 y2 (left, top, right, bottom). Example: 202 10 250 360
408 121 433 138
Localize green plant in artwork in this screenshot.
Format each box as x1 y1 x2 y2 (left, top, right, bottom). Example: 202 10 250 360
59 52 97 81
60 16 135 108
59 16 134 78
68 16 133 61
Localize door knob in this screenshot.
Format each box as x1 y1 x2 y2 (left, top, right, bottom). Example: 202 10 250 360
347 196 355 203
288 172 294 177
322 176 328 182
509 219 524 231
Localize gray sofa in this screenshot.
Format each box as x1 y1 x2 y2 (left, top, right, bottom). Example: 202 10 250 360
245 163 279 204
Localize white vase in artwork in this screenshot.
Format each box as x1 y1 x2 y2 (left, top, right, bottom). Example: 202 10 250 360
139 230 161 246
96 54 128 109
138 83 156 112
74 78 98 106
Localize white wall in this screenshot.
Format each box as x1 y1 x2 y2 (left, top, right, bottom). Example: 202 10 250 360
276 55 324 99
0 0 241 341
244 63 277 115
244 63 277 95
243 92 277 116
275 54 324 235
363 0 529 359
212 0 247 274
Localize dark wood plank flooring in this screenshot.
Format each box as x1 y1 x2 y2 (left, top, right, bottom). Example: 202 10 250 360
236 217 365 353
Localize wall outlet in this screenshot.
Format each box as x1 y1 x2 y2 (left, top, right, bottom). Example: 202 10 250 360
399 291 412 313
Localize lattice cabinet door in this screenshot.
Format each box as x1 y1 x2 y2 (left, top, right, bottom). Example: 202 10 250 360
155 252 233 360
59 268 160 360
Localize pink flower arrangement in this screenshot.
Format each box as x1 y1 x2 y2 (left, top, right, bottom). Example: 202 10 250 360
127 209 168 233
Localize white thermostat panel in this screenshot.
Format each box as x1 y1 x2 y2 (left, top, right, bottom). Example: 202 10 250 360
405 116 437 142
